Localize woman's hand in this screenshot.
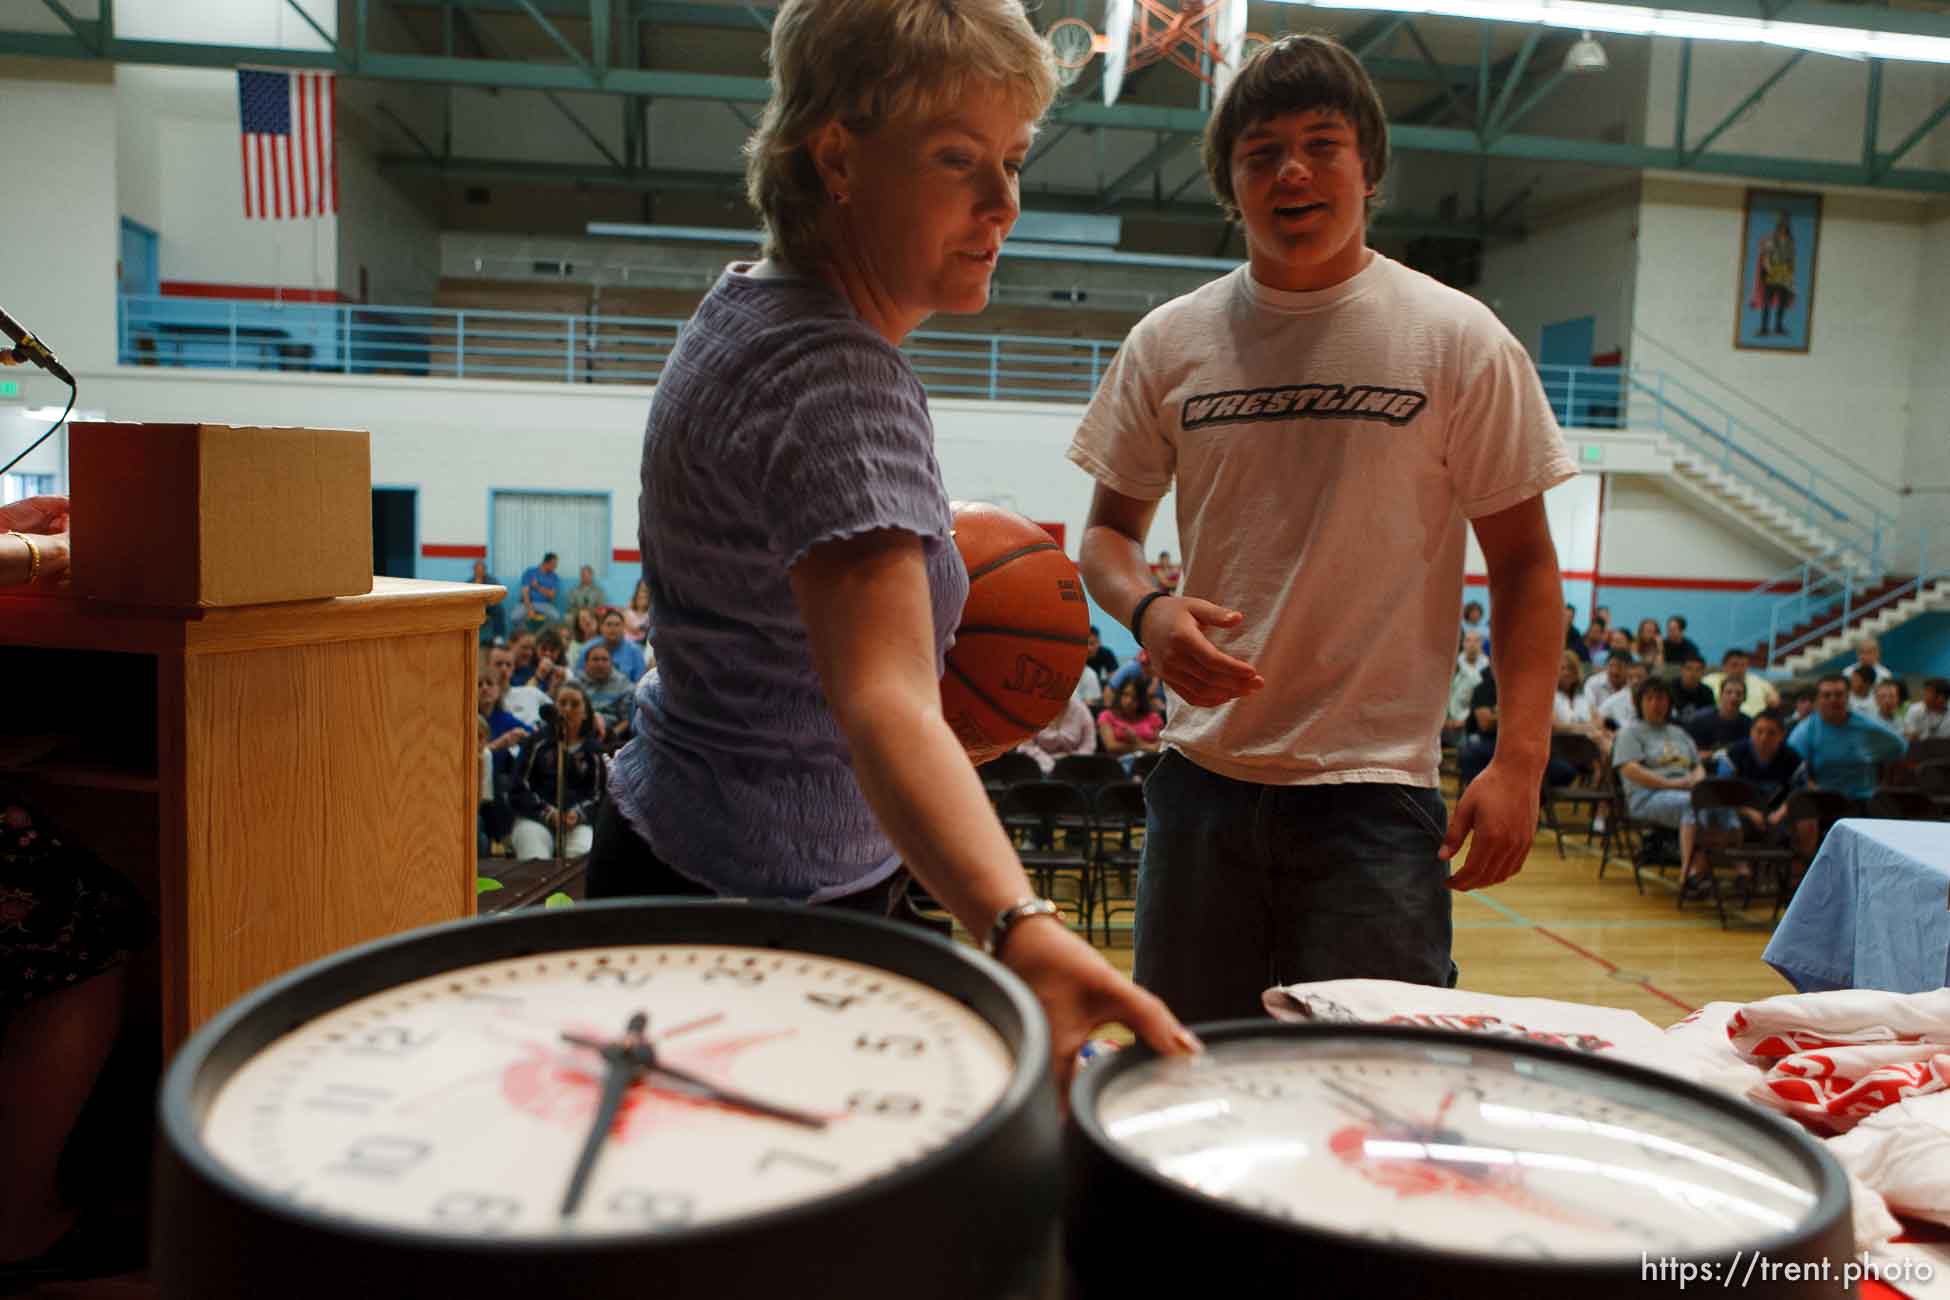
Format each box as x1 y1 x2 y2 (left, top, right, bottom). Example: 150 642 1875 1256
0 495 68 535
999 917 1199 1100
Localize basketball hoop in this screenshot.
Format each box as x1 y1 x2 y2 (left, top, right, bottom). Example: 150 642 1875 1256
1045 0 1270 107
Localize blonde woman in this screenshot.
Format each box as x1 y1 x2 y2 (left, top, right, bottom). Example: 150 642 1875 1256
587 0 1193 1083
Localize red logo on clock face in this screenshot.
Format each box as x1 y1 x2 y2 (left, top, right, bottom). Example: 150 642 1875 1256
1327 1123 1602 1231
498 1019 806 1138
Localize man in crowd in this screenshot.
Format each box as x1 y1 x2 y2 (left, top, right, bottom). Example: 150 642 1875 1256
1085 625 1120 686
1458 668 1500 790
1564 604 1589 662
1787 674 1907 808
1871 679 1906 730
1846 663 1880 718
1905 677 1950 743
1598 660 1649 732
1448 631 1489 738
1703 648 1779 718
1663 615 1703 666
488 642 550 729
519 551 563 626
1671 654 1715 718
1845 636 1894 684
581 607 648 682
1582 651 1630 715
1717 710 1801 843
573 642 635 747
1788 689 1816 725
1461 600 1491 656
564 564 608 616
1614 677 1707 892
1686 676 1752 764
1584 618 1611 666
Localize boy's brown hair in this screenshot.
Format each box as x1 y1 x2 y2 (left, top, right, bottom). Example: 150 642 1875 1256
1203 33 1390 223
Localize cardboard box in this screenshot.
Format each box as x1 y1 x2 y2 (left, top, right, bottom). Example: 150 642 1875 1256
69 422 374 607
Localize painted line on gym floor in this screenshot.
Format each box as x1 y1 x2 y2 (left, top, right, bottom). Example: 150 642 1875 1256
1531 925 1696 1014
1453 918 1736 931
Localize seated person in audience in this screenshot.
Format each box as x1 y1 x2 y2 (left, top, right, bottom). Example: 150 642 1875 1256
1076 665 1105 712
565 564 608 616
567 606 604 670
1788 688 1816 725
1663 615 1702 667
581 608 648 682
531 628 573 697
509 684 607 861
1871 678 1906 730
1458 667 1499 789
1097 679 1164 768
1717 709 1802 819
1017 685 1098 774
1107 653 1168 718
1702 647 1778 718
1581 650 1630 715
1460 600 1491 658
1787 674 1906 810
478 667 529 752
1632 618 1665 673
477 715 518 856
1551 651 1610 772
1598 660 1650 733
1671 654 1715 718
1084 625 1120 685
1584 618 1611 666
1685 676 1752 764
574 642 637 747
1149 551 1182 594
624 580 655 645
1613 677 1707 893
489 642 550 729
1846 663 1880 719
519 551 563 627
1905 677 1950 743
471 557 508 646
1448 631 1490 739
509 629 541 687
1844 635 1895 685
1605 627 1634 663
1564 604 1589 663
1594 604 1612 628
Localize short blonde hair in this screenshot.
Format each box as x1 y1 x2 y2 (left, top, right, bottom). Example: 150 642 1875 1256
746 0 1058 270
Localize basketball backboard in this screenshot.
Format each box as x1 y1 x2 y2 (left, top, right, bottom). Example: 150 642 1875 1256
1102 0 1135 107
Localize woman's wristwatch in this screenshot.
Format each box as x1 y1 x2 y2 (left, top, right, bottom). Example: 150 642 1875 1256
984 897 1061 961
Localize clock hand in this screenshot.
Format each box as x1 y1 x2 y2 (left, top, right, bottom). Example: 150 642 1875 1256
558 1030 827 1130
1322 1079 1430 1137
559 1011 650 1218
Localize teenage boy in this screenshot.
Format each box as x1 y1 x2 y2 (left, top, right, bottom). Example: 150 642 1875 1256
1068 35 1574 1023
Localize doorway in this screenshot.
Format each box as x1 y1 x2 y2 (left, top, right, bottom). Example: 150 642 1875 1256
372 487 418 579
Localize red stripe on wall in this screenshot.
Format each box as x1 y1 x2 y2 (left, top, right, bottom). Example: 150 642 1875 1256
159 282 349 303
614 549 641 563
422 544 488 559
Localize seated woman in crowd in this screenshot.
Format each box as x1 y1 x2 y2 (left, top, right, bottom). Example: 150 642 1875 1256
471 557 508 646
567 605 604 670
476 715 517 856
530 627 573 698
624 580 654 645
1016 685 1098 774
1551 650 1611 766
1098 678 1164 769
1632 618 1665 672
509 683 607 861
1613 677 1708 896
478 667 529 752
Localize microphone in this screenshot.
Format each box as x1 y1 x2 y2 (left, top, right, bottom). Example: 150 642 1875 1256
539 703 560 733
0 306 76 388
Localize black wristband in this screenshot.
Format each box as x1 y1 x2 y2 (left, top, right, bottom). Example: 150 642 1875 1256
1129 590 1168 647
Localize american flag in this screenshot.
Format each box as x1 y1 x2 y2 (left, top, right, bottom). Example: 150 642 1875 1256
238 69 336 220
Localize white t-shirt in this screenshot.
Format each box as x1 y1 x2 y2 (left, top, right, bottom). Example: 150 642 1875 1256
504 682 549 728
1069 254 1575 786
1906 701 1950 743
1581 670 1624 715
1599 685 1638 730
1552 691 1594 729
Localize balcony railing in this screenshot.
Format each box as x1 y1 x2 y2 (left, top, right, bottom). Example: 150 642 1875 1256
116 294 1117 402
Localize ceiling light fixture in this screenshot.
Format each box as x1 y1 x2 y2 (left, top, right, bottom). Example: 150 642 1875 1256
1564 30 1609 72
1282 1 1950 66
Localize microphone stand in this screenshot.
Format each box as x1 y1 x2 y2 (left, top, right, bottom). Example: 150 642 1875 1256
538 702 569 876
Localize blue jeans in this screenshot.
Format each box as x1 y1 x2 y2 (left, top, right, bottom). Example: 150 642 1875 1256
1133 751 1458 1026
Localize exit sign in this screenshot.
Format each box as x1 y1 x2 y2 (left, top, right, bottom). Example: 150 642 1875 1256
1581 443 1604 465
0 380 17 398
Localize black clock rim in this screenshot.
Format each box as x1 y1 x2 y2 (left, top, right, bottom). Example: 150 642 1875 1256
1067 1019 1851 1276
157 898 1052 1257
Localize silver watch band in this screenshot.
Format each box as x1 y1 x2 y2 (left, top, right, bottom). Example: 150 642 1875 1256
985 897 1061 959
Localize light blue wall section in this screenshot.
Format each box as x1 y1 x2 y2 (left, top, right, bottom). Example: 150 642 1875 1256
1816 612 1950 679
1463 578 1805 667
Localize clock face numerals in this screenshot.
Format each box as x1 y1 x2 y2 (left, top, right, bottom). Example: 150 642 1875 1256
1094 1041 1821 1261
201 945 1014 1239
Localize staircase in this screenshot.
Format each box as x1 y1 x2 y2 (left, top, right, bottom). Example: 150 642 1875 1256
1660 446 1858 565
1766 577 1950 675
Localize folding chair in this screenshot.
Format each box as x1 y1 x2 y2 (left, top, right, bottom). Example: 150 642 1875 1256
1594 763 1641 884
979 750 1041 798
1051 753 1130 796
1089 781 1145 946
1685 778 1760 928
994 781 1095 933
1918 761 1950 819
1543 733 1607 858
1755 789 1853 922
1867 788 1942 821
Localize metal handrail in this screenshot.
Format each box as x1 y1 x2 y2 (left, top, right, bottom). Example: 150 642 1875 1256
1762 525 1948 667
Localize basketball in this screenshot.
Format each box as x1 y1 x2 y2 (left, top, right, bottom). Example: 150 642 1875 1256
941 502 1091 765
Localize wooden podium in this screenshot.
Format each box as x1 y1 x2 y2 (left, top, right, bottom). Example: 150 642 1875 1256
0 576 501 1056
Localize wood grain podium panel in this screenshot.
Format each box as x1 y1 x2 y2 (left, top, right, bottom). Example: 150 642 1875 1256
1 577 500 1055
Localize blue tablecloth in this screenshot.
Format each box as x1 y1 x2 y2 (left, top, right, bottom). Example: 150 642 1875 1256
1763 819 1950 994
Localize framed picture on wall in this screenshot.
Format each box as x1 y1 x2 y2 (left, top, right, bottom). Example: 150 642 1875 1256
1734 189 1822 352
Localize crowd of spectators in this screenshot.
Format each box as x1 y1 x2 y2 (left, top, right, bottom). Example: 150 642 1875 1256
473 553 656 861
1459 605 1950 897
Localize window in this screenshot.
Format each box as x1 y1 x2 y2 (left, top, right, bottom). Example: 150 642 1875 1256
2 473 56 506
491 491 609 586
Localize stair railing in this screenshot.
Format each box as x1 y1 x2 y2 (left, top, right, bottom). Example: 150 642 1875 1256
1765 524 1948 668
